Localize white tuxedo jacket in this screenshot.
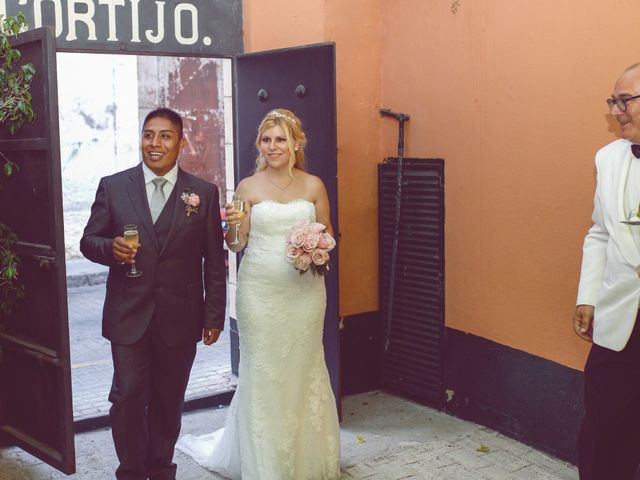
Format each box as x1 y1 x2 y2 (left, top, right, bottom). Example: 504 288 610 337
577 138 640 351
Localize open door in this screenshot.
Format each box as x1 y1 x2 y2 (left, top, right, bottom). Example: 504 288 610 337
0 27 75 474
233 43 341 410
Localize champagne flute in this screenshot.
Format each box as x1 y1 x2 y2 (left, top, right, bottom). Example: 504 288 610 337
123 224 142 278
229 195 246 246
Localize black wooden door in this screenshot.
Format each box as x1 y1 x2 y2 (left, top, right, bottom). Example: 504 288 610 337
0 27 75 474
233 43 340 408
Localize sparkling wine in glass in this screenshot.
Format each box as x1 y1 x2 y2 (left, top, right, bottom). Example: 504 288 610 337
229 196 246 246
124 224 142 277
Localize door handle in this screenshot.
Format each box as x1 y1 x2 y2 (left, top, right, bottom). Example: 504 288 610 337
32 254 56 269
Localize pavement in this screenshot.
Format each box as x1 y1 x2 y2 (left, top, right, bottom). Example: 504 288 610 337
0 391 578 479
0 259 579 479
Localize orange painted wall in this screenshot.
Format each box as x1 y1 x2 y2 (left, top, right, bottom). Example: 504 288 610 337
243 0 383 317
379 0 634 370
242 0 630 370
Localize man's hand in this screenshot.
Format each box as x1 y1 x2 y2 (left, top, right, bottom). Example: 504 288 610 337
573 305 594 342
112 236 138 264
203 328 222 345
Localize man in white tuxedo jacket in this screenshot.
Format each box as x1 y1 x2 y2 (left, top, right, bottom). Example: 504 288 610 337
575 64 640 480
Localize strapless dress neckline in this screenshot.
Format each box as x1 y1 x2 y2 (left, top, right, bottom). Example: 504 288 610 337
251 199 313 209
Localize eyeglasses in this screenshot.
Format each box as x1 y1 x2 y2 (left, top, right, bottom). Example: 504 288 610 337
607 94 640 112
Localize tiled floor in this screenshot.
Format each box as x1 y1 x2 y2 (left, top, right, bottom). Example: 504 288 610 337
0 392 579 479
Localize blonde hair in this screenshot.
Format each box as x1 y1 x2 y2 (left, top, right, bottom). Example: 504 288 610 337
254 108 307 176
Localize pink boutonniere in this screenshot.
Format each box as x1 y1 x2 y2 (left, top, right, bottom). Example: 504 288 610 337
180 189 200 216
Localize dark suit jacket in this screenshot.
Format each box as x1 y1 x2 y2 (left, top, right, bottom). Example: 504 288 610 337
80 163 226 347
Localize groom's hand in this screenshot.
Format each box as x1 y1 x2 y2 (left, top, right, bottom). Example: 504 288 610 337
113 236 138 264
203 328 222 345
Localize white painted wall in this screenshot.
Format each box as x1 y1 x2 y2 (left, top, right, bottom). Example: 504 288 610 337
58 52 139 260
57 53 230 261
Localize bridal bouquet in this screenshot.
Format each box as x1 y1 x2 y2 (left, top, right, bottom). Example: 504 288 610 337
286 221 336 275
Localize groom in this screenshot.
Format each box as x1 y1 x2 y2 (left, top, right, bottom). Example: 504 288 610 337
80 107 226 480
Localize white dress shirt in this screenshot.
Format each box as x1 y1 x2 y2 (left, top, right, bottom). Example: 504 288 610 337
623 156 640 252
141 162 178 211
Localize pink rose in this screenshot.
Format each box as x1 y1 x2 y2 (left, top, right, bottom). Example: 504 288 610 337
302 232 321 252
310 222 325 234
317 232 336 251
311 249 330 266
286 245 302 262
287 221 307 241
188 194 200 207
293 220 307 229
294 253 312 271
289 228 306 248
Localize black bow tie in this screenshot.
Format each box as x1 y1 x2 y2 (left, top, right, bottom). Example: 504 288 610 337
632 144 640 158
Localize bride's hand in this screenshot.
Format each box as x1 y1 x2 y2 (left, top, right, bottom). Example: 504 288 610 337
225 202 245 225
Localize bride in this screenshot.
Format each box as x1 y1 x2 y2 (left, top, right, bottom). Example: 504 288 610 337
176 109 341 479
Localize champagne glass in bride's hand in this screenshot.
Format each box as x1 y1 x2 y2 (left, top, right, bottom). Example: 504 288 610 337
229 195 246 246
123 224 142 277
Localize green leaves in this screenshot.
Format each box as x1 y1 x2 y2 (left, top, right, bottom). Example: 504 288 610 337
3 265 16 280
0 223 24 317
3 159 14 177
0 13 36 137
0 13 32 317
20 62 35 80
2 12 28 36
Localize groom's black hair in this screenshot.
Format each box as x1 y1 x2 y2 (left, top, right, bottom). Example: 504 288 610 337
143 107 184 138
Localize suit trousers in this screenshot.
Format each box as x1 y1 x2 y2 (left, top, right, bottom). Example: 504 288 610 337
578 314 640 480
109 319 196 480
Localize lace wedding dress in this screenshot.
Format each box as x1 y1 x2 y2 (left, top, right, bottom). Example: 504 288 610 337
176 200 341 480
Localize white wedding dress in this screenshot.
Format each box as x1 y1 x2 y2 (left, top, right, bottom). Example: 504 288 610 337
176 199 341 480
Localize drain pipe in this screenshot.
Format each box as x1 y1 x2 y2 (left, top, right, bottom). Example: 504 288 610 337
379 108 410 351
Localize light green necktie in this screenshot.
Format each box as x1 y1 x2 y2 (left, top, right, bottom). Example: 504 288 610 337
150 177 167 223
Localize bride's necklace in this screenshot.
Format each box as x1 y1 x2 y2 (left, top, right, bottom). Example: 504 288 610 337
265 169 293 190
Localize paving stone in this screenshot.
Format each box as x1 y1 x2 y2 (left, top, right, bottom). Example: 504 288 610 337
341 472 358 479
445 446 493 469
416 454 457 471
482 449 533 472
508 464 567 480
344 463 378 478
522 449 577 478
353 435 578 480
1 391 579 480
365 455 396 468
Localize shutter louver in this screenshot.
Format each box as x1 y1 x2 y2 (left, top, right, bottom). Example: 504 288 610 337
378 158 445 407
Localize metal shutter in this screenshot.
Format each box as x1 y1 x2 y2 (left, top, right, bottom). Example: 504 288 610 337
378 158 445 407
